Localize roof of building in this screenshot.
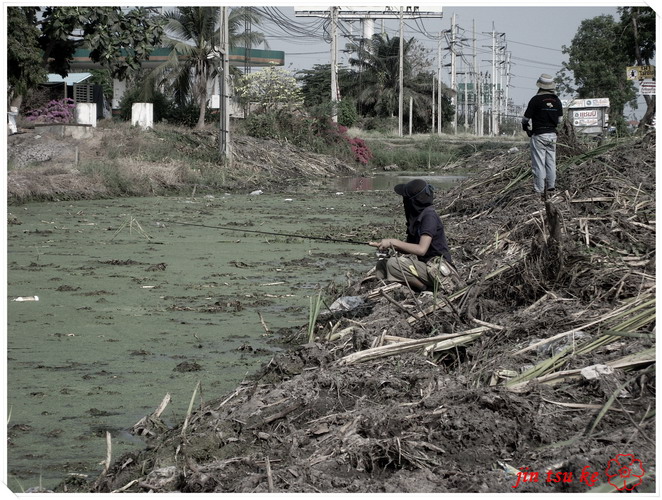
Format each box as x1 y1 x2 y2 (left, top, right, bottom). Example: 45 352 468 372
47 73 93 85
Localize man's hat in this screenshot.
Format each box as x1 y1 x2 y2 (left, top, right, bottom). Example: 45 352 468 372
394 179 432 199
536 73 556 90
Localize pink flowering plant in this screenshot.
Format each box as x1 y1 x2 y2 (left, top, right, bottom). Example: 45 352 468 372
317 121 373 165
25 98 76 124
348 137 373 165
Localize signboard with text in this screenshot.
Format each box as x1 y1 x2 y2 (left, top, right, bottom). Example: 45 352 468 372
639 80 656 95
561 98 610 109
561 97 610 135
626 65 655 80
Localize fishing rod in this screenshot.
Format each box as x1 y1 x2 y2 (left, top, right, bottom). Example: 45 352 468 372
161 220 372 246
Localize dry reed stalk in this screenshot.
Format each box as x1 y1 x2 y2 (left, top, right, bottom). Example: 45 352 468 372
181 381 201 437
337 327 489 365
506 348 655 393
513 295 655 355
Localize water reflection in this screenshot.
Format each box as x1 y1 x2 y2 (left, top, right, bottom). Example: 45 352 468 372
334 173 466 192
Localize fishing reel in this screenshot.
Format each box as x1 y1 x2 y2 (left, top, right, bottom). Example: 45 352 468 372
376 248 394 261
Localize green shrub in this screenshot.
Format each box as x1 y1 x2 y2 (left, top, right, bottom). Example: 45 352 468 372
360 116 399 134
338 98 359 128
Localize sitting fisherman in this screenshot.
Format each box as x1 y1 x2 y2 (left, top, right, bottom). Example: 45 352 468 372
369 179 457 292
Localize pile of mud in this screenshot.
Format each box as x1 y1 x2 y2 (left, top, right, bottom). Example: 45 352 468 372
62 132 655 493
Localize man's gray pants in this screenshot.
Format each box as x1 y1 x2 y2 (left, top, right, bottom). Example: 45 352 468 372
530 132 557 193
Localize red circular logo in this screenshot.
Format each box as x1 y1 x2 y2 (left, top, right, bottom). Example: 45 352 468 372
605 454 645 491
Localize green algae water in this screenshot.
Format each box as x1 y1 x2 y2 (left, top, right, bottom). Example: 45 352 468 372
6 188 400 491
7 173 464 491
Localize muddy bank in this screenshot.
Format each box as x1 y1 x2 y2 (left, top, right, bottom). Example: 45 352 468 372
69 132 655 493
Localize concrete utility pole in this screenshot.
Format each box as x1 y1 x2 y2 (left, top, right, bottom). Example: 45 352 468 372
472 19 481 135
505 51 511 123
450 13 457 134
432 74 436 133
409 96 414 135
398 7 404 137
497 35 506 132
219 6 231 159
463 58 468 131
330 6 339 123
491 27 497 136
437 31 443 136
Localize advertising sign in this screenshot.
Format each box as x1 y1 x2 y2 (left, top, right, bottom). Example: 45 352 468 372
562 98 610 109
627 65 655 81
639 80 656 95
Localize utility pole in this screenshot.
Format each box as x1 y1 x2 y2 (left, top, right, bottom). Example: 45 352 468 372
505 51 511 124
473 19 480 136
476 72 485 137
398 7 404 137
431 74 436 134
498 35 505 133
463 58 468 131
409 96 413 135
219 6 230 159
330 6 339 123
450 13 457 134
491 27 496 136
437 31 443 135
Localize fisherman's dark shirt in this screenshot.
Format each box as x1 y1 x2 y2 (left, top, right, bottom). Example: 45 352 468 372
406 206 452 263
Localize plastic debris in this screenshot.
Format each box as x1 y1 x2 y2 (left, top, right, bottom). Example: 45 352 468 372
329 296 364 312
580 364 614 381
14 296 39 302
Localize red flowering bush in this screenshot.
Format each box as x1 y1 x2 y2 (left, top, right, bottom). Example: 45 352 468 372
318 121 372 165
348 137 373 165
25 98 76 124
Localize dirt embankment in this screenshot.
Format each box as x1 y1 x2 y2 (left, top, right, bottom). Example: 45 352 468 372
51 130 655 493
6 124 358 204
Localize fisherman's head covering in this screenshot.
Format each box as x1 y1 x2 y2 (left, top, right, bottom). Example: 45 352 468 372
536 73 556 90
394 179 435 224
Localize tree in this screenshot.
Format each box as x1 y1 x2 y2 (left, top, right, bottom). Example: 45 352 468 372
235 66 303 112
297 64 354 108
145 7 267 128
7 7 47 108
38 7 165 79
343 33 452 132
558 15 639 132
7 7 164 109
618 6 656 129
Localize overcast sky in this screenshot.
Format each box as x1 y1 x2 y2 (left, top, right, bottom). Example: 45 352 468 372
255 3 650 118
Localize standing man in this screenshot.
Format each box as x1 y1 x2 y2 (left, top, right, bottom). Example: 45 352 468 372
522 73 563 198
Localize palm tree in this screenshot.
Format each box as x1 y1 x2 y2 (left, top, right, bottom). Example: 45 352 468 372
148 7 267 128
345 33 451 130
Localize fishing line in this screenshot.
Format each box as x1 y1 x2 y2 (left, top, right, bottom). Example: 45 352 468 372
161 220 371 246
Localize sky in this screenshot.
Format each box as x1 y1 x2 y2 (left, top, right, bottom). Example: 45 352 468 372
1 1 655 117
252 2 651 117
